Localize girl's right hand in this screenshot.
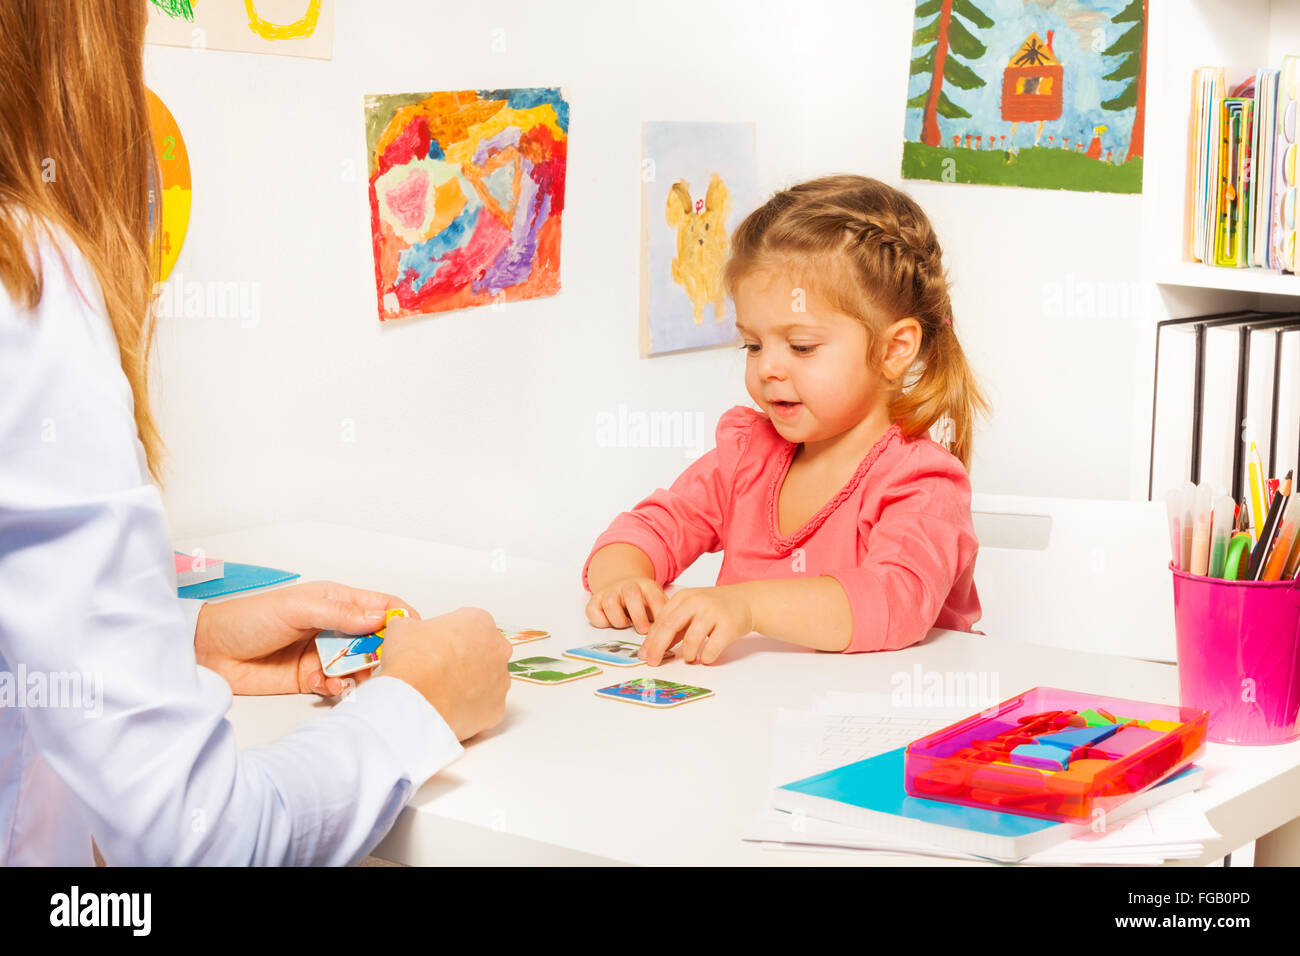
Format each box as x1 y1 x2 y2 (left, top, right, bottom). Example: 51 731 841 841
585 577 667 635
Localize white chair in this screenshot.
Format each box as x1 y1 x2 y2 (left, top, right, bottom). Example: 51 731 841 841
970 493 1177 663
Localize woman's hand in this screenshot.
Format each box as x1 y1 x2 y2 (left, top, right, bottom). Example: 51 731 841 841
637 584 754 666
193 581 417 697
585 576 667 635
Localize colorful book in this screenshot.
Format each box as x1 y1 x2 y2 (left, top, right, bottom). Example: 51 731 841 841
176 562 299 599
1249 68 1279 268
1214 95 1254 268
174 551 224 588
1271 55 1299 273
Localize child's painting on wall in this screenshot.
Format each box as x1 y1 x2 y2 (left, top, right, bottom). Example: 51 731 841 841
641 121 758 356
902 0 1147 194
365 88 568 322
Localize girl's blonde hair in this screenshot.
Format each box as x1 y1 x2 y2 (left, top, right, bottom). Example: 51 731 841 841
723 174 989 471
0 0 165 482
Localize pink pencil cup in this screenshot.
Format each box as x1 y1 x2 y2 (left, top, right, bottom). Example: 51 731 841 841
1170 564 1300 745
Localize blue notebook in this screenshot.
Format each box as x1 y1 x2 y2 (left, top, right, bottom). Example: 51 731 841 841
772 747 1203 863
177 562 299 599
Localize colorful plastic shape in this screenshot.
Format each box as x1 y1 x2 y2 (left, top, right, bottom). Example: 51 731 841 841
1035 725 1122 750
1144 719 1182 733
1094 725 1165 758
1009 743 1072 770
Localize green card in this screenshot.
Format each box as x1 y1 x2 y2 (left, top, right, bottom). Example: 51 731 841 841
508 656 601 684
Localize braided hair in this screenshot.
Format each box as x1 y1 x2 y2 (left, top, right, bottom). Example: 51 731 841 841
721 175 989 471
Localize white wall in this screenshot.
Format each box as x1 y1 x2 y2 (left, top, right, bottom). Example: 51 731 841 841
146 0 1149 569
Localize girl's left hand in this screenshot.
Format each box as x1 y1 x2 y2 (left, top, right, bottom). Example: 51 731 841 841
638 585 754 666
194 581 418 697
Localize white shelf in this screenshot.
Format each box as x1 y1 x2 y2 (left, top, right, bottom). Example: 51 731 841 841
1154 262 1300 297
1133 1 1300 502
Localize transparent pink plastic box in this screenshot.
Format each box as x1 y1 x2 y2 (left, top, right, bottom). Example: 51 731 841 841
903 687 1207 823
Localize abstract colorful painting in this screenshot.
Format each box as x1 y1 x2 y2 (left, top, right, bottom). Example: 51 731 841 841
145 88 190 282
641 121 757 356
901 0 1147 193
364 89 568 322
146 0 333 60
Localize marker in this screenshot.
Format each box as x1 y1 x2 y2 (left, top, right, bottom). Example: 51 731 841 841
1208 493 1236 578
1165 485 1188 569
1180 481 1197 571
1190 483 1215 575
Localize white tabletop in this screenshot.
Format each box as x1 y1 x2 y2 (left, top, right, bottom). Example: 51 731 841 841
176 521 1300 866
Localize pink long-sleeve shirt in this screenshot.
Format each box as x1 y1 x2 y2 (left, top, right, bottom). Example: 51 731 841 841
582 406 981 653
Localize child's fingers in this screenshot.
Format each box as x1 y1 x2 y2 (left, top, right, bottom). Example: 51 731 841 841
679 616 711 663
639 618 667 663
642 583 668 621
642 603 689 665
585 592 611 628
623 585 651 634
599 591 631 629
700 627 727 665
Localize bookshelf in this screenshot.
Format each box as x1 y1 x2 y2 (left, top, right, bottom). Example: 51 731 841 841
1137 0 1300 501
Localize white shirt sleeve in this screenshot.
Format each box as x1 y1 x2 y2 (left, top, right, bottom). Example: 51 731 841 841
0 231 462 865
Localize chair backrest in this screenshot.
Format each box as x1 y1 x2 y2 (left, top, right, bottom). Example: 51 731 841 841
970 493 1176 663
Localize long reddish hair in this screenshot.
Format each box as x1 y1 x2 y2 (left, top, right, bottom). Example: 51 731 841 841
0 0 165 481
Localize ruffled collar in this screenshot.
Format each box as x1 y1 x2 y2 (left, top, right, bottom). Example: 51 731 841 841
766 422 903 554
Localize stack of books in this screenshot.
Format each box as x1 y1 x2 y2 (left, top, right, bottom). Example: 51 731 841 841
1189 57 1298 272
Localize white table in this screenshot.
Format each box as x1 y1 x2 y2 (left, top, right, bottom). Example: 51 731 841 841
177 521 1300 866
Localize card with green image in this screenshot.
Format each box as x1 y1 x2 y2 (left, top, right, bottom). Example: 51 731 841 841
508 656 601 684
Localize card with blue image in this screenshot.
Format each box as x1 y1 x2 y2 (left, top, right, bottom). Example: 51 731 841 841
316 634 382 677
564 639 674 667
314 608 405 678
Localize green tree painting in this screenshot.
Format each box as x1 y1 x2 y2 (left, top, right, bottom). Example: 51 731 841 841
909 0 996 147
1101 0 1148 161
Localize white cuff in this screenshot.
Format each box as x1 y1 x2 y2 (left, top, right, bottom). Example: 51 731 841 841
179 597 206 643
340 675 464 784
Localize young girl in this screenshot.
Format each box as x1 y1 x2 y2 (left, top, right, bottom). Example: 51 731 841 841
583 174 988 665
